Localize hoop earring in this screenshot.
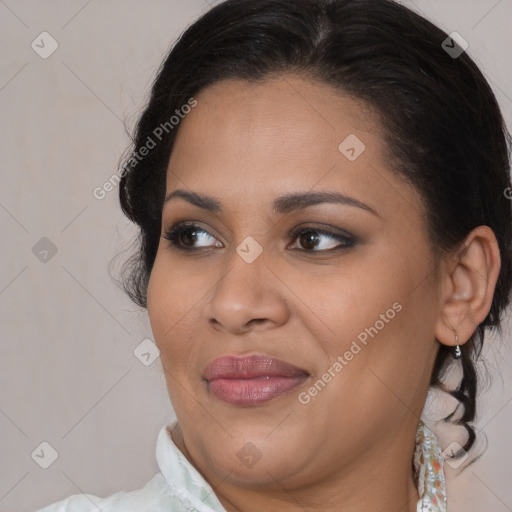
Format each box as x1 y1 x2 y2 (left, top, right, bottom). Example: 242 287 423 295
454 334 461 359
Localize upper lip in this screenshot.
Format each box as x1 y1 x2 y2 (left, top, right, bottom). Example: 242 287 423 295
203 354 310 381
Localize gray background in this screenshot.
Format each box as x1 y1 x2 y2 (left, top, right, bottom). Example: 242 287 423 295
1 1 511 511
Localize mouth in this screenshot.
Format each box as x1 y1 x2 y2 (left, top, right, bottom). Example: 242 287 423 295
203 354 310 406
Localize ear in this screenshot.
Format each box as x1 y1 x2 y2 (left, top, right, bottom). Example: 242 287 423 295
435 225 501 348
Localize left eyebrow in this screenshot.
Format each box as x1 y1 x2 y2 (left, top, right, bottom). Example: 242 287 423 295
163 189 379 217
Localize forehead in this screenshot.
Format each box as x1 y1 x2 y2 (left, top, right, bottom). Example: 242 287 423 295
175 75 379 150
164 74 421 226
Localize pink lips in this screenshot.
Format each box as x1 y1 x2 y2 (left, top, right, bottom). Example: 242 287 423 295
203 354 310 406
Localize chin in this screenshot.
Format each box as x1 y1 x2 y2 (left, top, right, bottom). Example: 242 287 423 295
200 427 312 487
214 449 304 488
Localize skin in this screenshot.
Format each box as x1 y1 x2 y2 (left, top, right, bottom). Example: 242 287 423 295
146 74 501 512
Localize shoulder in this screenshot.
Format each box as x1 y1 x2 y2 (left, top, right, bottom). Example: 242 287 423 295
34 473 176 512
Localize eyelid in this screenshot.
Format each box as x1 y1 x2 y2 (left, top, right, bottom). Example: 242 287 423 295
163 218 225 240
288 223 356 241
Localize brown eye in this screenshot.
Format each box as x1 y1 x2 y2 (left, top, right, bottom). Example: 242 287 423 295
289 227 355 252
163 223 222 250
179 227 200 246
298 230 321 250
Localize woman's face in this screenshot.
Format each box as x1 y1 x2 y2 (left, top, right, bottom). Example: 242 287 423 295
147 75 441 489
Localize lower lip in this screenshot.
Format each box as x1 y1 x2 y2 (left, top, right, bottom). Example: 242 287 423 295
207 375 309 406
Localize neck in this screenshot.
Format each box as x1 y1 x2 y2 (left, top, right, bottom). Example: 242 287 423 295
171 418 421 512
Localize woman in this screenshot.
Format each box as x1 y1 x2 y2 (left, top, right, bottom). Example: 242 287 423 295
36 0 512 510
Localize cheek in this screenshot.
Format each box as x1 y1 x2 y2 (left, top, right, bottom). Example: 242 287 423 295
292 244 435 368
279 252 404 354
146 255 199 359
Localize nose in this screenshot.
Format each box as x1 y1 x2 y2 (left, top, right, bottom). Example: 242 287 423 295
204 247 290 334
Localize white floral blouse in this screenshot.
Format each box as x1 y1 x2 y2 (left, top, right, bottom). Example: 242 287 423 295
414 420 447 511
35 419 447 512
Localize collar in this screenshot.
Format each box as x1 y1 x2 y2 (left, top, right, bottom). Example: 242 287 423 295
156 421 226 512
414 420 447 511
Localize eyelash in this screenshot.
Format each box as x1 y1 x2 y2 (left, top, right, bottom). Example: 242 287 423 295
163 222 356 253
